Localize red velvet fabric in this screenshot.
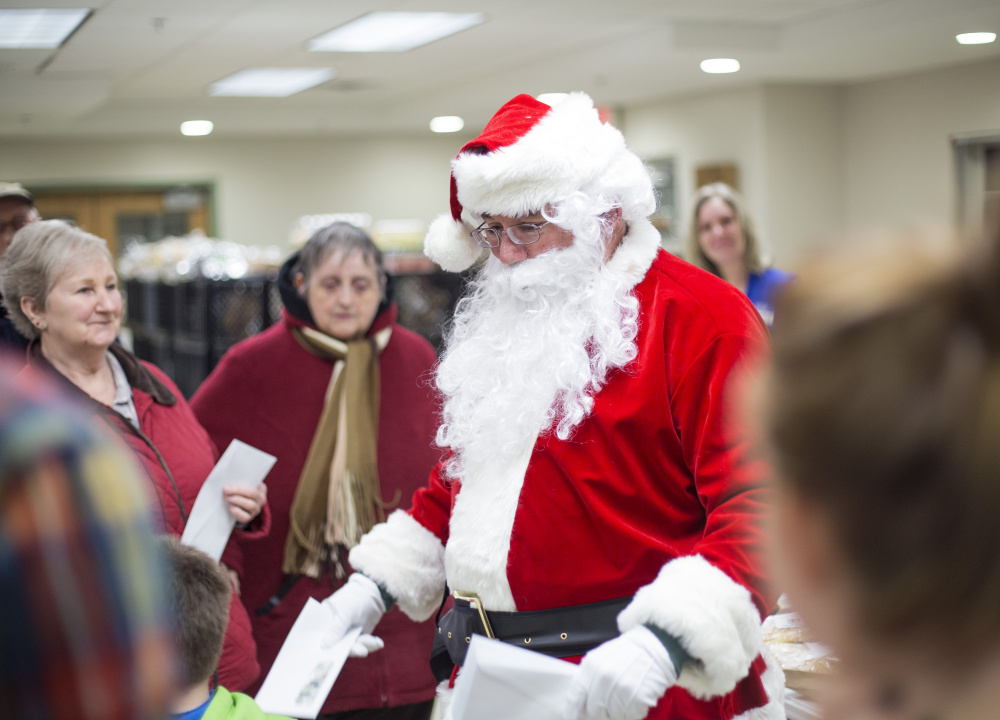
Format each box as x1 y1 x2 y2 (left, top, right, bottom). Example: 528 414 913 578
408 249 777 720
191 306 444 714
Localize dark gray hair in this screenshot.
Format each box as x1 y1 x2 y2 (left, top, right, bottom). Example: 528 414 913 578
293 222 385 290
0 220 113 340
686 183 764 276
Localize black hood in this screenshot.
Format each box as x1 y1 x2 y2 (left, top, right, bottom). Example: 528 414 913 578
277 251 395 327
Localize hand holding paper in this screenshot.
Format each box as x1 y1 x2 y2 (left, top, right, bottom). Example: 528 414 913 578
320 573 387 657
255 598 361 719
563 626 677 720
451 635 577 720
223 482 268 524
180 439 276 561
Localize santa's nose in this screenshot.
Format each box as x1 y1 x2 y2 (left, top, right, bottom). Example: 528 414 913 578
495 235 527 265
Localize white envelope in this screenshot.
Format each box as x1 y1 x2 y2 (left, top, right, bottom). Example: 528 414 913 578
255 598 361 718
180 438 276 561
451 635 577 720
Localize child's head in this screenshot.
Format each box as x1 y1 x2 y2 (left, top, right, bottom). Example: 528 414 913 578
162 538 231 688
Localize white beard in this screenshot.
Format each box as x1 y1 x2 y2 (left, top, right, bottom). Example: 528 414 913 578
434 229 640 483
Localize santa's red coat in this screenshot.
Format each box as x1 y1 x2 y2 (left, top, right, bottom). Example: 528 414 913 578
351 221 784 720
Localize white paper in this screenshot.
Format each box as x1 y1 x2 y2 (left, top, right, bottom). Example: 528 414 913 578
451 635 577 720
255 598 361 718
179 438 276 561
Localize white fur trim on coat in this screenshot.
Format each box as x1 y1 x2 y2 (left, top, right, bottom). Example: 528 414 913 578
605 217 662 289
617 555 764 699
452 93 627 219
424 213 484 272
348 510 447 622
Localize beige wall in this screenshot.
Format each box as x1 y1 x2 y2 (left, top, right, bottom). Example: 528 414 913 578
0 134 468 247
624 86 768 253
844 55 1000 233
2 54 999 262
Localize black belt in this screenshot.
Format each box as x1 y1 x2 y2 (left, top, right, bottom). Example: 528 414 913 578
430 592 632 682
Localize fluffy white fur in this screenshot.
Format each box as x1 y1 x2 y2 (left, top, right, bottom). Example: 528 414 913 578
347 510 447 622
617 555 765 699
424 91 657 272
424 214 484 272
437 197 654 609
434 195 640 484
453 93 626 218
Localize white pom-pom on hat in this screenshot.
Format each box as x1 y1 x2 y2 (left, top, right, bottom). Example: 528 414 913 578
424 213 484 272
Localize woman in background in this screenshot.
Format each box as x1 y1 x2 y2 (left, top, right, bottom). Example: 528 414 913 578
757 228 1000 720
192 222 441 720
0 219 267 693
687 183 791 326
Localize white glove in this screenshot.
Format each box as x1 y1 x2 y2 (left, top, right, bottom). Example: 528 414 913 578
563 626 679 720
320 573 387 657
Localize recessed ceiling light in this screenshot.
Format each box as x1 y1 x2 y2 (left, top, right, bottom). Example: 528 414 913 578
536 93 569 106
956 32 996 45
209 68 334 97
180 120 214 136
700 58 741 74
0 8 90 48
430 116 464 133
308 12 485 52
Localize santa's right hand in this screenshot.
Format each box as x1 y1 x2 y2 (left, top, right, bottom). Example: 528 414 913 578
320 573 387 656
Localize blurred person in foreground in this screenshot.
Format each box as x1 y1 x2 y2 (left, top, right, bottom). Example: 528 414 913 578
0 364 174 720
162 538 291 720
191 222 441 719
687 183 791 327
0 219 269 692
757 226 1000 720
0 182 39 355
319 93 783 720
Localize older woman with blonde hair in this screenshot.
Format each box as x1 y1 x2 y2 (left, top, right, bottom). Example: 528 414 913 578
0 219 268 693
687 183 791 326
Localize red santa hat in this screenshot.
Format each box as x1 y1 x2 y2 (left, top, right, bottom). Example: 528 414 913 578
424 92 642 272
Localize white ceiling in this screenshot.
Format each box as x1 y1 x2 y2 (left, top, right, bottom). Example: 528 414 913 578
1 0 998 139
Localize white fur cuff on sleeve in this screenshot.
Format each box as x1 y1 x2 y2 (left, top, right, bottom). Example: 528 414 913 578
617 555 764 699
348 510 447 622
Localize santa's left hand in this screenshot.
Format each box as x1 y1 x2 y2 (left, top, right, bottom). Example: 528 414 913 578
563 626 678 720
224 483 267 525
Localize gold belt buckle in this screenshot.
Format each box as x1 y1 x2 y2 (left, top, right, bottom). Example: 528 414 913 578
452 590 495 639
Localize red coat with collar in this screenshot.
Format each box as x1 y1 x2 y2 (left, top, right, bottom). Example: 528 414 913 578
191 304 443 714
350 234 783 720
19 345 267 693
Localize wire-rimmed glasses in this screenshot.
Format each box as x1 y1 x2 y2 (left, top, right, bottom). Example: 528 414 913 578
470 221 551 249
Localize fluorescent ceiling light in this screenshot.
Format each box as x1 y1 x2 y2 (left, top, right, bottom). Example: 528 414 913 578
430 116 464 133
537 93 569 106
956 32 996 45
209 68 334 97
180 120 214 136
700 58 740 74
308 12 484 52
0 8 90 48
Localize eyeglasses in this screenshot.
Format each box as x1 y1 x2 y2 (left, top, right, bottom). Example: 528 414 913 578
470 221 551 249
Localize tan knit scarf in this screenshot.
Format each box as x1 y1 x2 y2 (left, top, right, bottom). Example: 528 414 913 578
282 324 393 579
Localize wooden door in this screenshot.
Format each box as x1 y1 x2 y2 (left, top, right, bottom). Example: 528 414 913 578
31 187 211 257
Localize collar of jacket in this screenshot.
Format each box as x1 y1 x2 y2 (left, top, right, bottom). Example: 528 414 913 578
27 339 177 407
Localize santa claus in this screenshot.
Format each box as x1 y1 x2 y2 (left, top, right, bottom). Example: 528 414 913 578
322 92 784 720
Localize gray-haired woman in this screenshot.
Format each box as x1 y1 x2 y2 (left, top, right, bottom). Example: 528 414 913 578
191 222 442 720
1 219 268 692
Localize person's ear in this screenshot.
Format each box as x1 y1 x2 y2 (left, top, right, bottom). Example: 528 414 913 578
20 296 44 328
293 272 305 295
